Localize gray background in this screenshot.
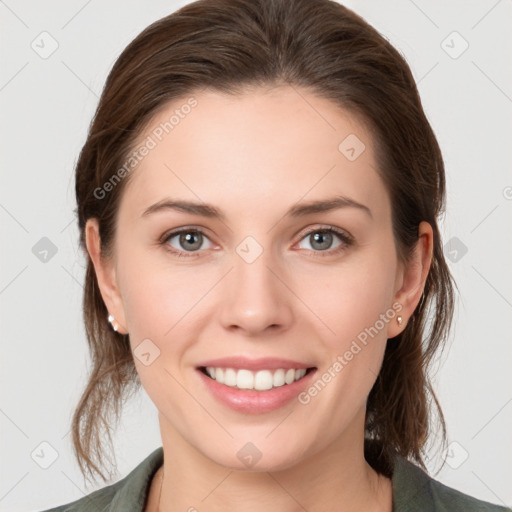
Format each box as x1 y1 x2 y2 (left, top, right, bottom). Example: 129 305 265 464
1 0 511 510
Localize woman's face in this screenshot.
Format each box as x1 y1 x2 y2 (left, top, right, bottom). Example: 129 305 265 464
87 85 427 471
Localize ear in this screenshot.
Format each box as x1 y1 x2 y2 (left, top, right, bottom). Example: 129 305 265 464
387 221 433 339
85 218 128 335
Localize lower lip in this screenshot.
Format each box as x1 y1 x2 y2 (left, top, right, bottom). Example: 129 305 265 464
196 368 317 414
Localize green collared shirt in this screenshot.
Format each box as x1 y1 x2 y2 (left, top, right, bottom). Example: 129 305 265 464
41 447 510 511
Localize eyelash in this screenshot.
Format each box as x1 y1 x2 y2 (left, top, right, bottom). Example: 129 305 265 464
159 225 354 259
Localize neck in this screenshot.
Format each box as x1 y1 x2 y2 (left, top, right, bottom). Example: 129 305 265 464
153 409 392 512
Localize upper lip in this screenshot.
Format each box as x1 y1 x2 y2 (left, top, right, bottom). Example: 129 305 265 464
197 357 316 371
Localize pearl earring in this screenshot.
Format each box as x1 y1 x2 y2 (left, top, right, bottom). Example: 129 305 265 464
108 314 119 332
397 315 403 325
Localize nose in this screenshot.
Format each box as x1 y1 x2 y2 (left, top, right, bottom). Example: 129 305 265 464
217 246 294 336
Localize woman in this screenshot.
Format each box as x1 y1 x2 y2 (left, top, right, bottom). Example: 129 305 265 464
42 0 510 510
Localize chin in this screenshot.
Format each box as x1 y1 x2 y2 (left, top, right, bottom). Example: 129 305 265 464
205 444 307 473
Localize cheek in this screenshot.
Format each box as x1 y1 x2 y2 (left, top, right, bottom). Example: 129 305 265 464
295 249 397 350
117 244 204 340
117 254 204 418
294 258 396 421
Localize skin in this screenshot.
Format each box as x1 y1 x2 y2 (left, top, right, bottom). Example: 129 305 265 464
86 85 433 512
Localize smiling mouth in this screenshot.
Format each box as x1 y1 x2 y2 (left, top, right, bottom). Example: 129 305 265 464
199 366 316 391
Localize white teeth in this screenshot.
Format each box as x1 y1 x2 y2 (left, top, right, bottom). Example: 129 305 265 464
254 370 273 390
237 369 254 389
204 366 310 390
296 368 307 380
224 368 237 387
273 369 285 387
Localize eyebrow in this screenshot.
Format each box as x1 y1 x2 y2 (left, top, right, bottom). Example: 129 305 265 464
141 195 372 220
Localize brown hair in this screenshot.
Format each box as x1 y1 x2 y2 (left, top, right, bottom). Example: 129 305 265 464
73 0 455 483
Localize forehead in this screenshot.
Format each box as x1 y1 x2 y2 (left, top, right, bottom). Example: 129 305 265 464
118 86 389 222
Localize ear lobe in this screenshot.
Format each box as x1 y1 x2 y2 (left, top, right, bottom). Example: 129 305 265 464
388 221 433 338
85 218 128 334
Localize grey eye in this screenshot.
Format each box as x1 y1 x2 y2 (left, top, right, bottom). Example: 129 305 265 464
298 230 343 252
166 230 213 252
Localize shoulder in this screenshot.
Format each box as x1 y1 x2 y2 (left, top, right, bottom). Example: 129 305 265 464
391 453 511 512
39 483 118 512
39 447 164 512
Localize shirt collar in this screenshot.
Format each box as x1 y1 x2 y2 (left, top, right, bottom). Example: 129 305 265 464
107 446 163 512
104 446 434 512
391 450 435 512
